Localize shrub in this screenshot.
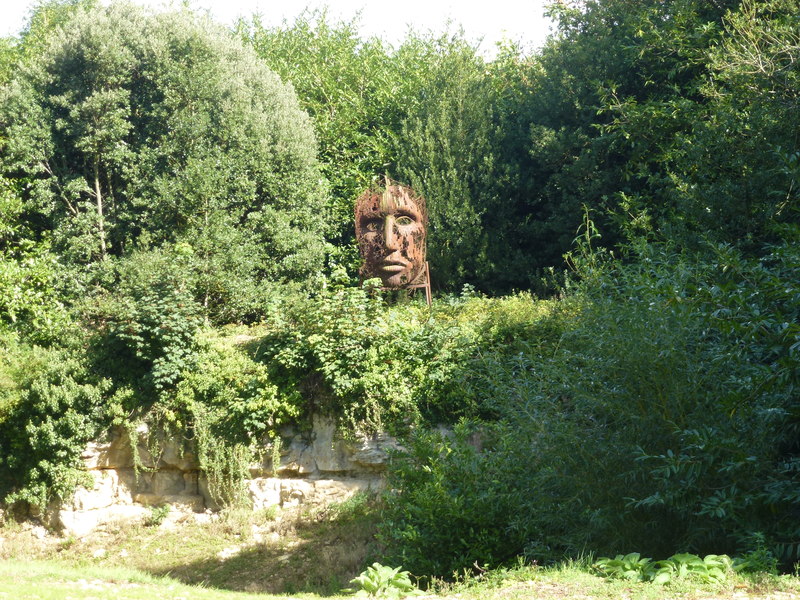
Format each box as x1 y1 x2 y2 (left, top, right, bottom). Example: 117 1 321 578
172 330 299 505
378 425 531 578
0 340 113 511
258 283 568 435
87 248 203 400
378 233 800 576
258 283 423 435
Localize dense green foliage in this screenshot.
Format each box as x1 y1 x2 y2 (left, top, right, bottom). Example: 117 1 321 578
379 234 799 575
0 0 798 584
239 12 570 291
236 11 407 270
0 333 111 510
1 1 326 321
258 284 563 433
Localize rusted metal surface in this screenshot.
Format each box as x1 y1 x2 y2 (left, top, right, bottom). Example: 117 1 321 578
355 179 430 303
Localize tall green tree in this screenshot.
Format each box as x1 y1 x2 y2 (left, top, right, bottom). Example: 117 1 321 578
0 2 327 318
241 14 537 290
668 0 799 242
238 9 416 273
0 176 67 342
392 32 494 289
513 0 743 258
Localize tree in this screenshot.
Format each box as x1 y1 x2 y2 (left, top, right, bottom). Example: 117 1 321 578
671 0 800 242
0 176 67 342
392 32 494 290
238 9 416 274
508 0 743 260
0 2 327 319
241 14 532 290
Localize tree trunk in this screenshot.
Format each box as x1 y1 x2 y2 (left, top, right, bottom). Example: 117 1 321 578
94 161 107 259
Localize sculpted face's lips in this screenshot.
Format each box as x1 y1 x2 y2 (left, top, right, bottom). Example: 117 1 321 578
380 260 408 273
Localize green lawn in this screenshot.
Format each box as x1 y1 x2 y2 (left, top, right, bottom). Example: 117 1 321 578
3 556 800 600
0 559 288 600
1 502 799 600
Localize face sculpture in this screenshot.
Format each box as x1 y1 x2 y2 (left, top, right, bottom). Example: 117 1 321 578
356 183 427 288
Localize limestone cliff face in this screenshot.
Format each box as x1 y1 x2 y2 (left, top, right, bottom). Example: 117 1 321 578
51 415 397 537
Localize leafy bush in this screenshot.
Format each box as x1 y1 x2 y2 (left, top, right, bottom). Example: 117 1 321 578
378 232 800 576
172 329 299 505
378 425 532 578
258 283 419 434
259 282 567 435
0 340 113 511
627 234 800 563
88 249 203 400
593 552 737 585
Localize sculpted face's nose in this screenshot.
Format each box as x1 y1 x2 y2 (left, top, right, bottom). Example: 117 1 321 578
383 216 400 250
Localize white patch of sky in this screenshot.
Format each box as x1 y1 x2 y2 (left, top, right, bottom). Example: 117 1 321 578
0 0 555 57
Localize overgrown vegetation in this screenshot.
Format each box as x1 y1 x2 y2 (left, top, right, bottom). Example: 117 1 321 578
0 0 798 590
2 507 799 599
378 234 800 576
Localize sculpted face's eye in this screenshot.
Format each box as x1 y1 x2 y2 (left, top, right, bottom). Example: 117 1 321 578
395 215 414 226
364 220 381 232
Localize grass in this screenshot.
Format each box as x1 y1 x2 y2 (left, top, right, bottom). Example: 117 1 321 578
1 495 799 600
432 557 800 600
0 559 293 600
0 493 380 596
3 555 800 600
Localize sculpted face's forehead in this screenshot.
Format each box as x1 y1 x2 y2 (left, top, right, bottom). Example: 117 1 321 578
379 190 421 216
357 186 425 221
